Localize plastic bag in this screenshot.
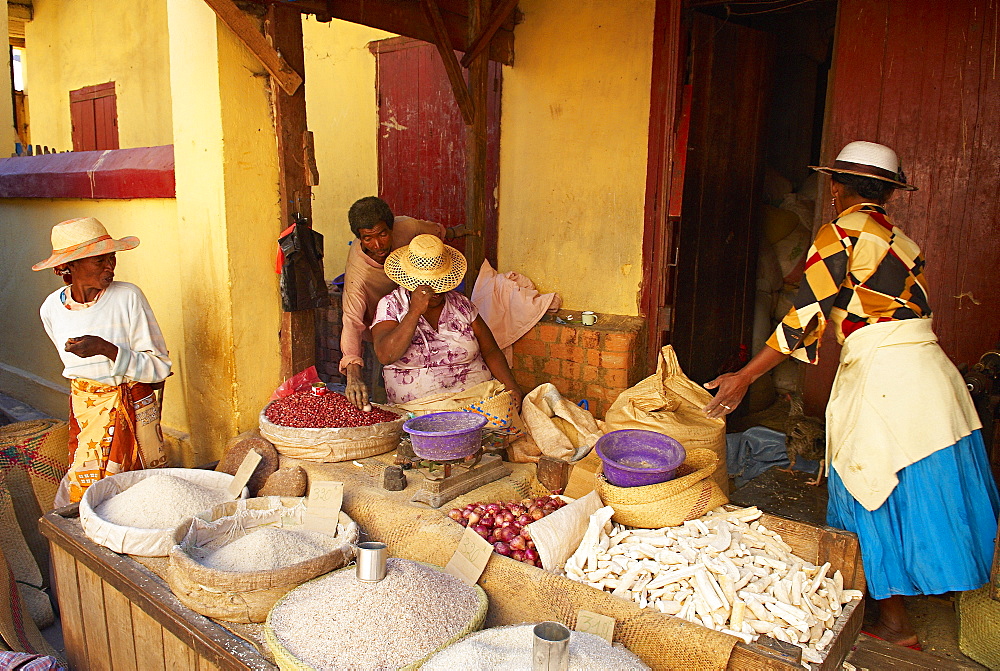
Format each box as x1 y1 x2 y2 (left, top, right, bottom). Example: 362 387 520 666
270 366 321 402
603 346 728 493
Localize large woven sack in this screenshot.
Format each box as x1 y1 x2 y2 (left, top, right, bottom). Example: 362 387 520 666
0 470 52 629
79 468 247 557
510 383 603 463
595 448 729 528
0 543 61 661
395 380 523 433
166 496 358 623
263 560 489 671
259 403 405 463
957 585 1000 669
604 346 728 493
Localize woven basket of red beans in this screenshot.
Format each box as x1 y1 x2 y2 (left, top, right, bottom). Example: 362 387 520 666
259 392 406 463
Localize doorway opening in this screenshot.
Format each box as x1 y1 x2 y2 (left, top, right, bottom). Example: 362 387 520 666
666 1 837 416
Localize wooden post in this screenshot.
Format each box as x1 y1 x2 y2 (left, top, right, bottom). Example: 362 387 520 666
463 0 489 293
267 3 316 379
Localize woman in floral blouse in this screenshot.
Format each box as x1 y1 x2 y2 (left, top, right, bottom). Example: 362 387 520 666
371 235 523 408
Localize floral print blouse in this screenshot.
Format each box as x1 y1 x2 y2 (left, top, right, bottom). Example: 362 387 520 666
373 287 492 404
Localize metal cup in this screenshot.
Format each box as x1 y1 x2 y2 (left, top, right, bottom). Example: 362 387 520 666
532 621 570 671
581 311 597 326
355 542 388 582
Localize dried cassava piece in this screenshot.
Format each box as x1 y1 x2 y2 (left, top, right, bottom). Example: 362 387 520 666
563 506 862 667
422 623 649 671
257 465 308 497
196 526 337 572
95 474 230 530
215 429 279 496
269 559 481 670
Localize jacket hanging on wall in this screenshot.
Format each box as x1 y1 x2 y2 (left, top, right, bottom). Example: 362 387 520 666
277 218 330 312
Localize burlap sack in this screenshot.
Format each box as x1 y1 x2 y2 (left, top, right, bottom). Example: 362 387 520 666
0 543 61 660
166 497 358 623
259 403 405 463
604 347 728 493
595 449 729 528
0 470 52 629
510 383 603 463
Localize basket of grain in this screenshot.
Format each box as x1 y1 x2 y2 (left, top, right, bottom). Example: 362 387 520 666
166 496 359 623
79 469 248 557
259 391 406 462
264 559 488 671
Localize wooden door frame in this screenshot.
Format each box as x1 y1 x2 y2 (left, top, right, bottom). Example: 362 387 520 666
640 0 687 373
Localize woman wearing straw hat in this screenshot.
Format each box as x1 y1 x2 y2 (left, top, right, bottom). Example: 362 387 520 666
703 141 999 649
371 234 523 409
33 217 171 505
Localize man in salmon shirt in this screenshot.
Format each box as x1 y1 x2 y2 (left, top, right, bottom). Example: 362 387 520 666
340 196 468 409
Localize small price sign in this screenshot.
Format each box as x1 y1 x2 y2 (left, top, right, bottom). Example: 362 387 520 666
576 609 615 643
444 525 493 586
226 450 262 499
302 481 344 533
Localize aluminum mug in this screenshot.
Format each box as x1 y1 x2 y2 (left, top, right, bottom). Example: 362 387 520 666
311 381 328 396
356 541 388 582
532 621 570 671
581 311 597 326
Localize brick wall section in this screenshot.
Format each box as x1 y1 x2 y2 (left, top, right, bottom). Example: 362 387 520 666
315 282 346 384
511 314 647 419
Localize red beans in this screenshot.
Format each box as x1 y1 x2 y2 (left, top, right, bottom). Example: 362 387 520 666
265 392 398 428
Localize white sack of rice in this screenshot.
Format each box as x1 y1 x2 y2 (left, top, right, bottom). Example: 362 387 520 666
197 527 338 572
422 623 650 671
268 559 481 670
95 474 230 530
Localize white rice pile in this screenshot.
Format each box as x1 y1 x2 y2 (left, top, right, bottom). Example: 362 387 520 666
269 559 481 670
95 474 230 530
422 624 650 671
198 527 338 572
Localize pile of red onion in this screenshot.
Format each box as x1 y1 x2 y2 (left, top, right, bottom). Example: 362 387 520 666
265 391 399 428
448 496 567 567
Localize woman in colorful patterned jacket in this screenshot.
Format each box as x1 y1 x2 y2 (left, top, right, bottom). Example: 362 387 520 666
703 142 999 649
33 217 171 505
371 234 523 410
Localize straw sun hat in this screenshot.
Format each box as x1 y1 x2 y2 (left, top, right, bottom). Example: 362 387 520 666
384 234 466 293
32 217 139 271
810 141 917 191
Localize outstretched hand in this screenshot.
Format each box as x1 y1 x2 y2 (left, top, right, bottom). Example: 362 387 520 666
702 371 752 419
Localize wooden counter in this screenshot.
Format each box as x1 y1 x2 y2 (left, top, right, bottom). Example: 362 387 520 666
39 507 275 671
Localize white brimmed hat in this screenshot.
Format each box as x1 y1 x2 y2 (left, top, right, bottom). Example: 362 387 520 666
384 234 466 293
32 217 139 270
810 141 917 191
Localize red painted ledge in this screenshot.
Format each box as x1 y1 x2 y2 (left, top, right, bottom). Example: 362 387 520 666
0 145 175 199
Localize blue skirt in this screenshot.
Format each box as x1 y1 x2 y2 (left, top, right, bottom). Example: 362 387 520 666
827 430 1000 600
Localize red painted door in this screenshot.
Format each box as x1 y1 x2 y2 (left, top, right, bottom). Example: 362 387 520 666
371 37 501 264
670 13 774 384
805 0 1000 414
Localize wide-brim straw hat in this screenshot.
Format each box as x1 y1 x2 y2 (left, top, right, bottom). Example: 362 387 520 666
32 217 139 270
809 140 918 191
384 234 466 293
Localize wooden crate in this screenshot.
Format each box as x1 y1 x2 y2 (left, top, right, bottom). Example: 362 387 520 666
39 507 275 671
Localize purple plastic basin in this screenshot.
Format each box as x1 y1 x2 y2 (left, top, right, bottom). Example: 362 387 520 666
403 411 488 461
595 429 687 488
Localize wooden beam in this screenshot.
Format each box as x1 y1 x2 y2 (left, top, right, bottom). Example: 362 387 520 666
255 0 515 65
267 3 317 379
460 0 518 68
202 0 303 95
420 0 476 126
463 0 489 292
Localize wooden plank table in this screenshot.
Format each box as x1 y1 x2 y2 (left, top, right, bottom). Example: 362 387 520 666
39 506 275 671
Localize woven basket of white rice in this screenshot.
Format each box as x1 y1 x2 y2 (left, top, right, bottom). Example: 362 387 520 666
422 623 650 670
264 559 488 671
166 496 359 623
79 468 247 557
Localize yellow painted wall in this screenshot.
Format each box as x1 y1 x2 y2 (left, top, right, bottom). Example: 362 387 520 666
496 0 655 316
0 200 186 433
167 0 282 465
23 0 173 150
303 18 394 277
